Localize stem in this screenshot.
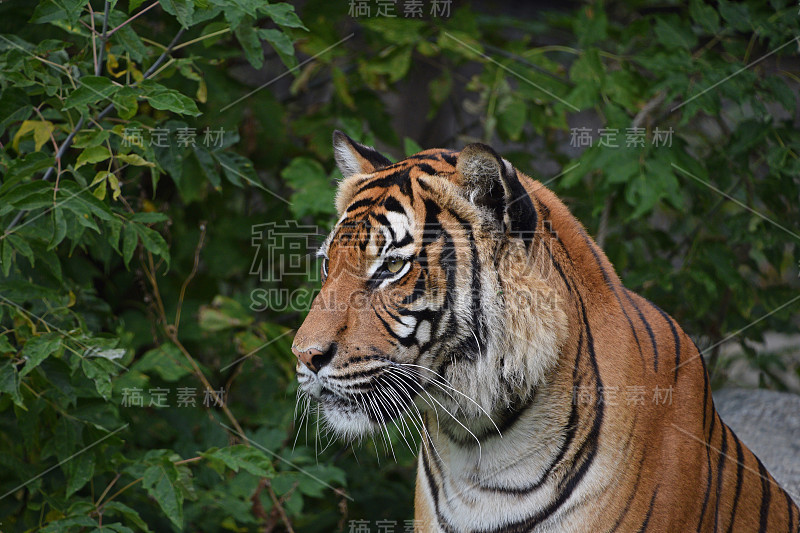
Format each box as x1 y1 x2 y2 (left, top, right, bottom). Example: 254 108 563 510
266 481 296 533
96 1 111 77
173 27 231 51
174 223 207 332
105 2 159 38
95 473 121 507
141 251 248 440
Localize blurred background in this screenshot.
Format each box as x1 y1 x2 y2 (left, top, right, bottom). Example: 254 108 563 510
0 0 798 530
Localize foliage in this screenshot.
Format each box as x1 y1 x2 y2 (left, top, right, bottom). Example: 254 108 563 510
0 0 798 531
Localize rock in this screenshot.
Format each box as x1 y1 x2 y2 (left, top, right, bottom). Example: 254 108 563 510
714 387 800 504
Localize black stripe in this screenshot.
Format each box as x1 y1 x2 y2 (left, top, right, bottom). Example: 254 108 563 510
647 299 681 382
356 167 411 194
578 229 645 369
373 307 403 341
441 152 457 166
622 289 659 372
502 166 538 246
757 455 772 532
697 413 716 532
349 138 392 169
785 488 796 533
346 197 375 212
415 162 437 175
610 454 647 532
724 424 745 533
636 488 658 532
382 195 406 214
371 213 396 241
714 421 729 532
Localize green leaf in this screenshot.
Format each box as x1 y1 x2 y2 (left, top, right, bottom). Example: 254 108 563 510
259 3 307 30
198 295 254 331
258 28 296 69
0 241 12 277
3 152 54 181
133 343 191 382
40 516 97 532
654 16 697 50
201 445 275 477
0 87 32 137
30 0 84 26
129 0 147 11
718 0 752 32
7 234 34 267
160 0 194 28
102 502 153 533
0 360 23 407
12 120 55 152
213 151 256 187
76 145 112 169
194 147 221 188
142 461 184 529
116 153 155 167
64 76 119 111
64 452 94 498
403 137 422 156
133 224 170 268
689 0 720 33
81 358 117 400
498 99 526 141
574 4 607 46
122 223 137 267
20 332 62 377
200 21 230 48
113 87 139 120
143 86 201 116
281 157 336 219
234 19 264 69
129 212 170 223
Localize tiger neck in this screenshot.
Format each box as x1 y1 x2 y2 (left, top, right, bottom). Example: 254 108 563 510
419 178 619 484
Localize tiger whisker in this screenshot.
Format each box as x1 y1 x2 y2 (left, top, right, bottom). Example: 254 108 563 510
396 362 502 436
372 388 400 462
387 366 483 460
385 366 442 433
382 370 443 463
376 375 419 456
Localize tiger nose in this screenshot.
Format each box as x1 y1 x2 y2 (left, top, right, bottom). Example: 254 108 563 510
292 343 336 373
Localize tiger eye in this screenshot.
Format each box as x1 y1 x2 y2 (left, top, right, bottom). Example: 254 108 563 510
386 257 405 273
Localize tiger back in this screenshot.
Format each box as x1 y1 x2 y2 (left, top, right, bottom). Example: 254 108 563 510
291 132 799 532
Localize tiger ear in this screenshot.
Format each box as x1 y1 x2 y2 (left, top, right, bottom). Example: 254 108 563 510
457 143 537 246
332 130 392 178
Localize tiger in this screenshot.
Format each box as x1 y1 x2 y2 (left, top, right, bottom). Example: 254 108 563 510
291 131 800 532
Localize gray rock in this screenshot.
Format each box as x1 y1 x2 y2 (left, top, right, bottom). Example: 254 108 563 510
714 387 800 504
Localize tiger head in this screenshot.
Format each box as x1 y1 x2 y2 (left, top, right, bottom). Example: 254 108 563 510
291 132 569 441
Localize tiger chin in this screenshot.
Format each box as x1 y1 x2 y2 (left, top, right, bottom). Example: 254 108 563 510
292 132 799 532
